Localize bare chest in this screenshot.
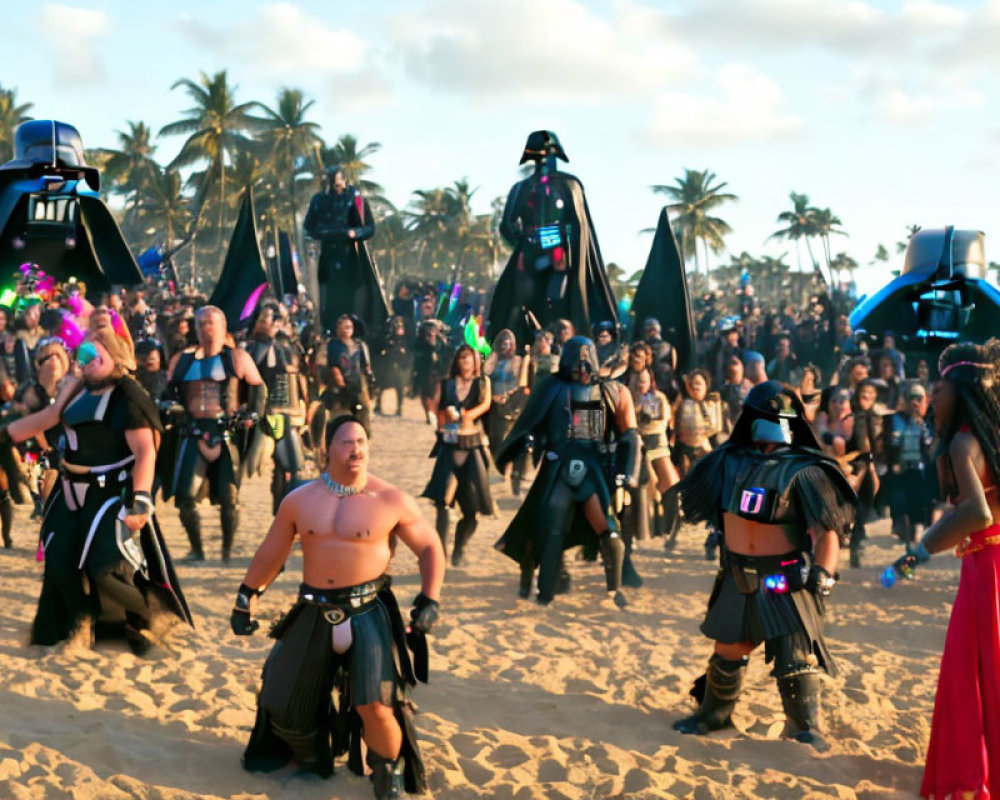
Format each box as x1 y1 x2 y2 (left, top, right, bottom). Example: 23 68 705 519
298 492 396 544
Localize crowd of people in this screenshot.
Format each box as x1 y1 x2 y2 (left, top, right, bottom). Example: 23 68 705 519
0 263 997 800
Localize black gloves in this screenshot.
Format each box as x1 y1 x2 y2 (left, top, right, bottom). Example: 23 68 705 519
410 593 440 634
805 565 837 598
231 583 261 636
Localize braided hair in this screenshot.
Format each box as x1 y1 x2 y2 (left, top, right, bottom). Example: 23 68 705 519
936 339 1000 494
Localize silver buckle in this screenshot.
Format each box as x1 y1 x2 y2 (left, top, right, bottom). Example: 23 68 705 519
96 474 106 488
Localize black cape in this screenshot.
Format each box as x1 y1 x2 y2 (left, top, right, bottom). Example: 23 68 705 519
631 207 697 375
304 187 389 334
209 190 269 331
0 165 142 294
487 170 617 346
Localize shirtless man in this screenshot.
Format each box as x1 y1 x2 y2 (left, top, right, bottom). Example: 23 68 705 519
233 415 445 799
164 306 265 561
672 382 856 748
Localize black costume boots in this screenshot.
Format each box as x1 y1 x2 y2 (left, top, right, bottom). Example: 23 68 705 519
220 486 240 562
673 654 748 735
178 501 204 561
434 506 450 558
777 671 827 749
0 490 12 548
368 751 404 800
451 516 476 567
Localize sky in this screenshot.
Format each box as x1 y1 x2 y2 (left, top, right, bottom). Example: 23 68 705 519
2 0 997 299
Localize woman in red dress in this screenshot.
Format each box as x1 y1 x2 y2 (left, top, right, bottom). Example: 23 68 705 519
901 340 1000 799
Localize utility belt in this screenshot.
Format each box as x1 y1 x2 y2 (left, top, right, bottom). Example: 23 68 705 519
181 416 233 445
722 548 808 596
298 576 387 625
893 461 925 473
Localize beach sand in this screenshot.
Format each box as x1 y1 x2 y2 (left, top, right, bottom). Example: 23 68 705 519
0 400 950 799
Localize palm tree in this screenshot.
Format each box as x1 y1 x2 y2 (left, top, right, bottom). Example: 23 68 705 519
93 122 160 235
830 251 859 288
650 169 737 277
0 84 32 163
770 192 819 271
136 167 191 252
255 88 322 244
811 206 847 285
159 70 264 258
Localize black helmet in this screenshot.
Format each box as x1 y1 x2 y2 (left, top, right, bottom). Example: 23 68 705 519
520 130 568 165
729 380 820 449
558 336 599 380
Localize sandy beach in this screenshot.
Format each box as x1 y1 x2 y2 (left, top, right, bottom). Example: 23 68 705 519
0 401 952 799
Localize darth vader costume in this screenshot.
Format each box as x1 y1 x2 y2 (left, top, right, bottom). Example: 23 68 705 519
486 132 618 347
304 167 389 334
493 336 640 605
673 382 856 747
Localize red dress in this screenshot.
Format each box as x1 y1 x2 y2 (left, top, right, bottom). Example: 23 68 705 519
922 522 1000 799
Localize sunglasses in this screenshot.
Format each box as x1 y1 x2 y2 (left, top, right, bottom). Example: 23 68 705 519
907 394 925 402
37 336 65 349
36 353 60 367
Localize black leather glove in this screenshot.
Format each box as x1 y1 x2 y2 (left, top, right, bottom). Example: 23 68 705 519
805 565 837 598
231 583 261 636
410 593 440 634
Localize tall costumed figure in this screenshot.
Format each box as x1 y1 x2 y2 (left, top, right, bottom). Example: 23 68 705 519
304 166 389 335
486 131 617 346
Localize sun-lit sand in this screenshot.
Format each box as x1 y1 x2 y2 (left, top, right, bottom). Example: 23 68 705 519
0 400 949 798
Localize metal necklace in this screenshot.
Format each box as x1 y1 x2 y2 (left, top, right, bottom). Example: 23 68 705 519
320 471 366 496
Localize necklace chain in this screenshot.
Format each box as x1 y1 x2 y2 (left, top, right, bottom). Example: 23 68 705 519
320 471 365 496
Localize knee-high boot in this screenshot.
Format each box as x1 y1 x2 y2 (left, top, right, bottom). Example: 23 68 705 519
777 671 826 748
673 654 748 734
452 516 477 567
0 490 12 548
435 505 450 558
220 487 240 562
178 500 204 561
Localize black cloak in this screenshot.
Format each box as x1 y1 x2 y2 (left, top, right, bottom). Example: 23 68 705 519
486 169 618 346
303 186 389 334
631 207 697 375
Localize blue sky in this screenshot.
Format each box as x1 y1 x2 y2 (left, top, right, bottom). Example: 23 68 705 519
2 0 997 298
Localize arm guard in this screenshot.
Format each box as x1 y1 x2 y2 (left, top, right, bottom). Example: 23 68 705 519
617 427 641 487
248 382 268 419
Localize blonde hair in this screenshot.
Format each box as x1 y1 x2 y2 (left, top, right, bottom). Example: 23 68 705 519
87 324 136 377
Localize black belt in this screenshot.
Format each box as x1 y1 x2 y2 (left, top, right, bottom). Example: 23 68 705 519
722 549 806 595
298 577 388 624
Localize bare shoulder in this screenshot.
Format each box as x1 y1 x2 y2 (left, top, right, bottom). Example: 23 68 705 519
951 430 982 460
365 473 417 510
280 479 326 516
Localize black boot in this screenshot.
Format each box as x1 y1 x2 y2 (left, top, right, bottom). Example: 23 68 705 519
0 490 12 548
673 654 748 734
368 751 404 800
777 671 827 749
518 559 534 598
554 556 571 595
621 549 643 588
435 506 450 559
452 516 476 567
220 488 240 562
178 501 204 561
849 521 865 568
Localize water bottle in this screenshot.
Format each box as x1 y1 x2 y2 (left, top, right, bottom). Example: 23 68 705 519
880 566 897 588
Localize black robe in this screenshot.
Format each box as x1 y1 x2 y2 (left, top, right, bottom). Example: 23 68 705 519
631 207 697 376
487 169 617 347
304 187 389 334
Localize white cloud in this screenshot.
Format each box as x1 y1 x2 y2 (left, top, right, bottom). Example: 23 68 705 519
901 1 968 28
174 4 387 109
386 0 696 102
644 64 803 146
40 3 108 86
853 66 985 124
